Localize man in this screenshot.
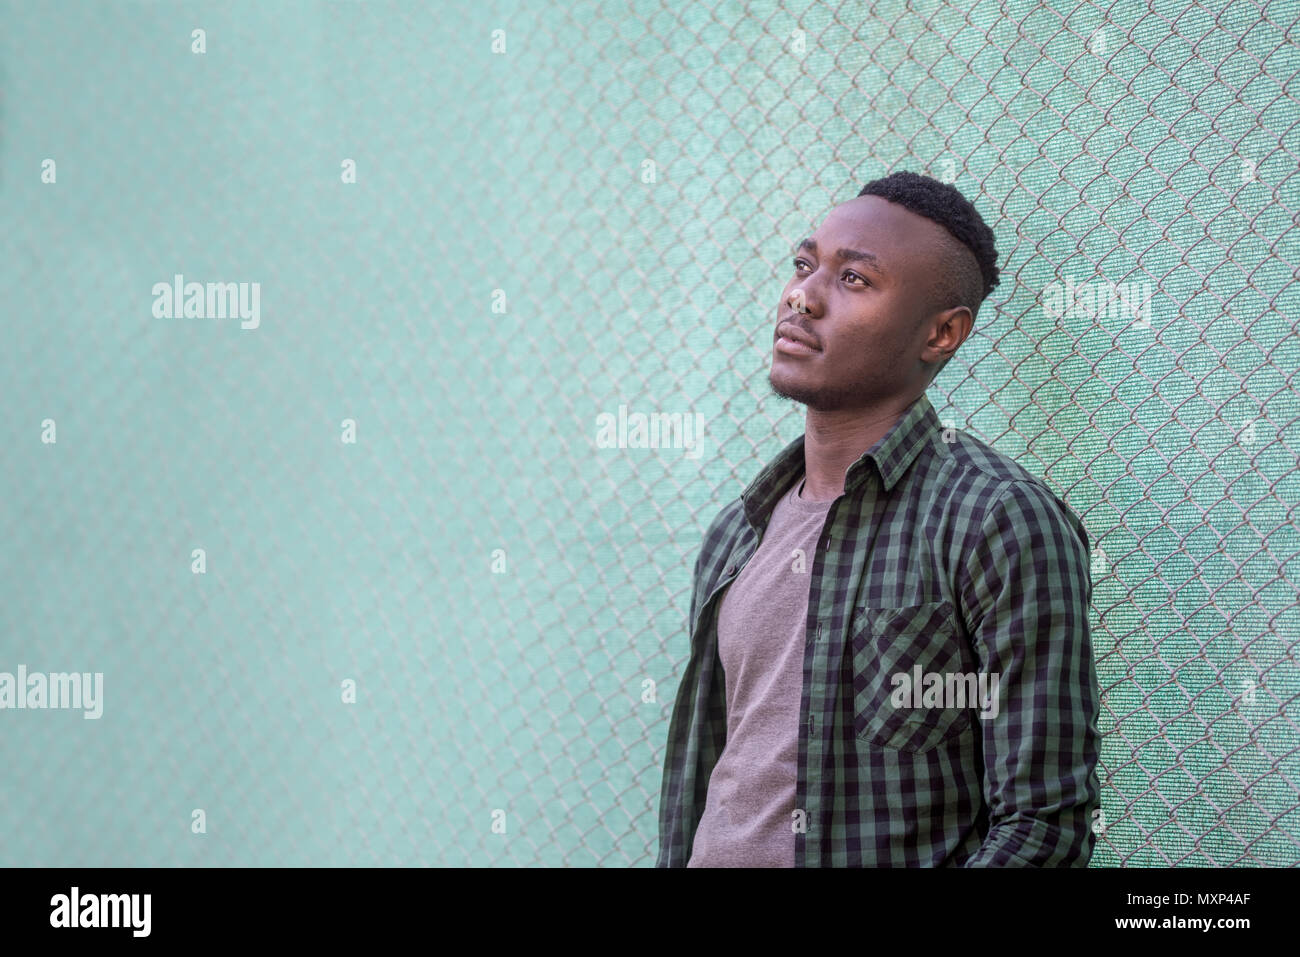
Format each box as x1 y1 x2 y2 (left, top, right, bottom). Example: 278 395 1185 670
656 170 1102 867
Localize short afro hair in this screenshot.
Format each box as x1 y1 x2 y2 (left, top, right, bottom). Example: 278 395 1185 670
856 170 1001 377
857 170 998 379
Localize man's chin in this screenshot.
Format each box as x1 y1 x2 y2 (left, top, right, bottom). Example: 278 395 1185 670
768 373 859 412
767 372 820 407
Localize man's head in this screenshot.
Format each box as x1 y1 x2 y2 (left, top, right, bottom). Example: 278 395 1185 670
768 170 1000 411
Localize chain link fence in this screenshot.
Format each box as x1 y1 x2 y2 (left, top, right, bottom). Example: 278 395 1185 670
0 0 1296 867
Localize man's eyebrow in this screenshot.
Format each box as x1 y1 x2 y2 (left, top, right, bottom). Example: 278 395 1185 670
795 237 886 275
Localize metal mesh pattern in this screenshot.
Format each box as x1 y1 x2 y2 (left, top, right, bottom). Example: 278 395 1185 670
0 0 1295 867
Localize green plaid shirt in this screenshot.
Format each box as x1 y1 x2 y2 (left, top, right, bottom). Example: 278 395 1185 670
656 390 1102 866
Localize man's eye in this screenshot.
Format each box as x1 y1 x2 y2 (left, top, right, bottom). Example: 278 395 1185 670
793 258 867 286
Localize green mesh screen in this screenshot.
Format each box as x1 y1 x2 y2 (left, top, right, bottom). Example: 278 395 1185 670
0 0 1296 867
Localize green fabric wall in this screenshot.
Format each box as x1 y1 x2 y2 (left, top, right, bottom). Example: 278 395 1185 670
0 0 1295 866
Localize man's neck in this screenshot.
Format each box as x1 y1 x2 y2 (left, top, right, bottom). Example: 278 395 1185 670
798 395 918 501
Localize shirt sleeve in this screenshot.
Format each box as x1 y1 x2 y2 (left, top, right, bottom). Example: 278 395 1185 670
957 480 1103 866
654 540 710 868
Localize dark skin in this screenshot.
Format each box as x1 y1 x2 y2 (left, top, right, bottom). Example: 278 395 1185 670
767 195 975 501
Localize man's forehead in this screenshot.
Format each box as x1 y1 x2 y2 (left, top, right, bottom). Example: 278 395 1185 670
827 194 934 237
797 199 913 269
807 196 954 269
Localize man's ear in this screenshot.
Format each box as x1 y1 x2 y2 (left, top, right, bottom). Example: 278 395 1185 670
928 305 972 363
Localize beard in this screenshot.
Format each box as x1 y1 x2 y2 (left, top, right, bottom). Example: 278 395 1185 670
767 366 863 412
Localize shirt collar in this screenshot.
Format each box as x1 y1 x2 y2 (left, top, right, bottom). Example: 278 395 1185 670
741 391 941 528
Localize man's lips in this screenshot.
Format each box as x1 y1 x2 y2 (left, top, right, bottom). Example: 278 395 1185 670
775 321 821 351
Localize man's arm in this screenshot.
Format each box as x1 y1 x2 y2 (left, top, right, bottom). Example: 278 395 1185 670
654 541 708 867
957 479 1102 866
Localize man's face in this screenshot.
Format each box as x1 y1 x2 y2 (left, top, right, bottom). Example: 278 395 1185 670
768 195 951 411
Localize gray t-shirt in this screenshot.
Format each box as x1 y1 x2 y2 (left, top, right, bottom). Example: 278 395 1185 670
687 475 833 867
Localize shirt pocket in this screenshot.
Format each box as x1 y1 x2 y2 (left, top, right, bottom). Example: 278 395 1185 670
849 599 975 754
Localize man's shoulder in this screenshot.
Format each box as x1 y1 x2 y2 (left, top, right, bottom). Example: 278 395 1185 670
684 498 748 621
937 427 1090 550
939 426 1052 489
696 496 748 559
